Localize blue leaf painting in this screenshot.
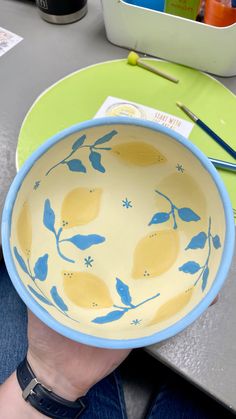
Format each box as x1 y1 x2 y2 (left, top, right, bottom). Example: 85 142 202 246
202 267 209 291
93 130 118 146
89 151 105 173
116 278 132 306
72 135 86 151
50 286 68 311
43 199 55 233
66 234 105 250
13 247 29 275
185 232 207 250
96 147 111 151
28 285 52 306
65 159 86 173
34 254 48 281
148 212 170 226
92 310 126 324
178 208 200 222
179 261 201 274
212 235 221 249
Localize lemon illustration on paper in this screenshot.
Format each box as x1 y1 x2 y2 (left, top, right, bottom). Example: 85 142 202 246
112 142 166 166
63 271 113 309
132 230 179 279
106 102 145 119
61 187 102 228
149 288 193 325
17 201 32 257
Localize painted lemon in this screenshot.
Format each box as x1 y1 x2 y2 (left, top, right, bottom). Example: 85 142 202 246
63 271 113 309
132 230 179 279
17 201 32 257
112 142 166 166
61 187 102 228
149 288 193 325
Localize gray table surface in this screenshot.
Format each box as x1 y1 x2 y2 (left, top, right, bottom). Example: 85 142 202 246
0 0 236 412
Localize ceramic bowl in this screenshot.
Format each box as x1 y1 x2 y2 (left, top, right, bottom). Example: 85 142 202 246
2 118 235 348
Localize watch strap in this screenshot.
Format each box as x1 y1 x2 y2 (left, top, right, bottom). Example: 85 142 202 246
17 357 86 419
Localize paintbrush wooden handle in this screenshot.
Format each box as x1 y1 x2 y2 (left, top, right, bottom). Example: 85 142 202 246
137 60 179 84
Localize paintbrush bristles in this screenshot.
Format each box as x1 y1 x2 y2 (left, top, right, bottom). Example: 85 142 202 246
176 102 198 122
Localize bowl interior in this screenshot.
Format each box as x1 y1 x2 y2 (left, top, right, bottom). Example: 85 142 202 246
9 121 226 345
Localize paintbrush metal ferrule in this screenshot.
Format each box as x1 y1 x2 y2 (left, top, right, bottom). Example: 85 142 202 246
176 102 198 122
209 157 236 172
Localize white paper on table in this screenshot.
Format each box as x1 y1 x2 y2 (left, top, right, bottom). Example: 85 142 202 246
94 96 194 138
0 27 23 57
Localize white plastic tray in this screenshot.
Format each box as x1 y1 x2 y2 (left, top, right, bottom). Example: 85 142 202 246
101 0 236 77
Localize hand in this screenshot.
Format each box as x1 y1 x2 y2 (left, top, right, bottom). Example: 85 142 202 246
27 311 131 401
210 295 219 306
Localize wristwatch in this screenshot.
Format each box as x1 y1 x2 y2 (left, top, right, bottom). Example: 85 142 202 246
16 357 87 419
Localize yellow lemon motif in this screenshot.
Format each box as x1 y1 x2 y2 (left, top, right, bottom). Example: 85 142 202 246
149 288 193 325
61 187 102 228
17 201 32 257
112 142 166 166
63 271 113 309
132 230 179 279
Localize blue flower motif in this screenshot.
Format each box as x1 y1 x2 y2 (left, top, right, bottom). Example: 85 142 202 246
84 256 94 268
122 198 133 209
176 163 184 173
33 180 41 190
131 319 142 325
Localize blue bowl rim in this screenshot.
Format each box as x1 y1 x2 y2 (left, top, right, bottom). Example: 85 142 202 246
1 116 235 349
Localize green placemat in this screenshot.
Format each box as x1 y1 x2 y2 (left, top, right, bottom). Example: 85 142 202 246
17 59 236 219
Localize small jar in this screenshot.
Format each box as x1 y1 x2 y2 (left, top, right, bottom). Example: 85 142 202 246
36 0 87 24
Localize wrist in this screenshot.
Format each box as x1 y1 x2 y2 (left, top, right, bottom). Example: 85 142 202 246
0 373 47 419
27 351 88 401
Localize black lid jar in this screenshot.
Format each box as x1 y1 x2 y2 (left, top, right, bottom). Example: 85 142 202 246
36 0 87 24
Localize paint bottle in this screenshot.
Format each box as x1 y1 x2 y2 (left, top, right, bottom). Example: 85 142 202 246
204 0 236 26
164 0 201 20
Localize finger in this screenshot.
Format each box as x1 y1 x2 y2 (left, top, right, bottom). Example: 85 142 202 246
27 309 55 338
210 295 219 306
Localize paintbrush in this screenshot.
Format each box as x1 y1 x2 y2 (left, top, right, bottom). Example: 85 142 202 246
127 51 179 84
209 157 236 172
176 102 236 160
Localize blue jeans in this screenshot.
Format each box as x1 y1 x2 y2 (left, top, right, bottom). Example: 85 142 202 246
0 260 232 419
0 260 127 419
